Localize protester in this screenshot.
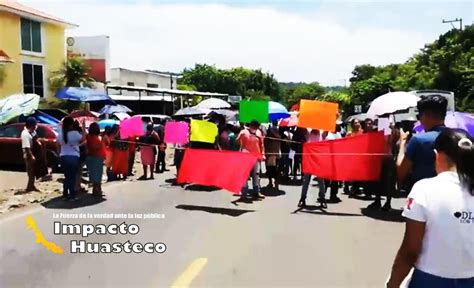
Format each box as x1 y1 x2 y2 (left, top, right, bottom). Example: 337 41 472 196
228 124 241 151
291 127 308 180
138 123 160 180
74 120 87 194
237 120 265 202
368 123 399 211
111 127 129 180
127 136 136 176
21 117 39 192
86 122 106 196
277 127 291 180
348 119 364 136
345 119 364 195
299 129 326 208
32 131 49 182
103 126 114 182
58 116 85 201
155 124 167 173
264 122 281 190
387 128 474 288
397 95 447 187
322 127 343 203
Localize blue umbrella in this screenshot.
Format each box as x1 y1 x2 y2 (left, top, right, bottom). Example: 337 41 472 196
98 119 120 130
56 87 115 104
269 101 290 121
414 111 474 136
99 104 132 115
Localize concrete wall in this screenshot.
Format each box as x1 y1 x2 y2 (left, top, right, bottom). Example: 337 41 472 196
110 68 177 90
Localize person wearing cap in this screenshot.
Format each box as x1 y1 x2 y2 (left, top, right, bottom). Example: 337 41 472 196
21 117 39 192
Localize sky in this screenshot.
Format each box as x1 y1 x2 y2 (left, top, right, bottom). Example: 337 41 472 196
25 0 473 86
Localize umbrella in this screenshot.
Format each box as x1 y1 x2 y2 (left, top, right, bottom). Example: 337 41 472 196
367 91 420 116
195 98 231 109
414 111 474 136
98 119 120 130
207 109 239 122
173 106 210 117
345 113 376 123
0 49 14 63
56 87 115 104
99 104 132 115
269 101 290 121
0 93 40 124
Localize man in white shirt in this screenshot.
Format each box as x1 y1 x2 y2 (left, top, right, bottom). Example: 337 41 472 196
21 117 38 192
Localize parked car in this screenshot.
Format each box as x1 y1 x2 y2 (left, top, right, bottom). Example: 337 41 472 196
0 123 59 170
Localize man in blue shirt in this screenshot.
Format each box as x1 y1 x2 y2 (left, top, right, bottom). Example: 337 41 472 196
397 95 447 186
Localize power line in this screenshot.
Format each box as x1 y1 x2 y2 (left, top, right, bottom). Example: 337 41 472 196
442 18 463 30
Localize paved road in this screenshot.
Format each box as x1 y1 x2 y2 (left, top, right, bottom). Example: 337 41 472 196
0 170 406 288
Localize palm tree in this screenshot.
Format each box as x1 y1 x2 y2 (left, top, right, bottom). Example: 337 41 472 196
49 57 95 93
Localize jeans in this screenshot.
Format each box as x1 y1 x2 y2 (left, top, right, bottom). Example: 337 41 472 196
300 174 326 201
242 162 260 197
60 156 80 199
408 268 474 288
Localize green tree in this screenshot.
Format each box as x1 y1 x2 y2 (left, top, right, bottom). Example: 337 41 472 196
46 57 95 110
48 57 95 93
180 64 282 101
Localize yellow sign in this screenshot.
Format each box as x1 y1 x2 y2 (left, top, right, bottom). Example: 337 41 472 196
190 120 218 143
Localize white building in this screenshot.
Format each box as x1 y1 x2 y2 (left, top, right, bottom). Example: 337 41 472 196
110 68 180 91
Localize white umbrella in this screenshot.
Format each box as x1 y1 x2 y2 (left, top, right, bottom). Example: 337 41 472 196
196 98 231 109
0 93 40 124
174 106 210 117
367 91 420 117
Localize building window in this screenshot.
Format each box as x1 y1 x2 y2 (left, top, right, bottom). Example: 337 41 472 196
147 83 158 88
127 82 135 86
23 63 44 97
21 18 42 53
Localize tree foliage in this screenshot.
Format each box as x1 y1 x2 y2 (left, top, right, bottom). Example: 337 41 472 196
180 64 282 101
349 25 474 112
48 57 95 93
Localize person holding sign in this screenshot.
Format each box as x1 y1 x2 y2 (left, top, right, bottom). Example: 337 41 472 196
237 120 265 202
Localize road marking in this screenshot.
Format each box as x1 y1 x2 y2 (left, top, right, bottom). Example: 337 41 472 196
171 258 208 288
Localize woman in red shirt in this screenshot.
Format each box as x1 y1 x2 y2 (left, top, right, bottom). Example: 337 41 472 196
86 122 106 196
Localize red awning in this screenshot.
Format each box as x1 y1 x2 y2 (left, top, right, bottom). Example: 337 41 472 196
0 50 14 63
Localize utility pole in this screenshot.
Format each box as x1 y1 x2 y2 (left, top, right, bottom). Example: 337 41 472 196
442 18 463 30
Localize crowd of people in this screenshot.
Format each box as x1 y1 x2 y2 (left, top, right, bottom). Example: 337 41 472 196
19 95 473 286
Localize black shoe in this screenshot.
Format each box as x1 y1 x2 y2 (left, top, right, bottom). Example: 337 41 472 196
367 201 381 210
329 196 342 203
381 202 392 211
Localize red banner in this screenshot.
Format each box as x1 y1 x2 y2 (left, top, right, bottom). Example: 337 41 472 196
302 132 386 181
177 149 260 193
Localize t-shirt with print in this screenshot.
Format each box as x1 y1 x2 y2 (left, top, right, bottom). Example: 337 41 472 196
57 131 83 157
402 171 474 279
405 126 444 182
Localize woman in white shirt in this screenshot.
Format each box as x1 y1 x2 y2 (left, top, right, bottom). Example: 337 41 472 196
58 116 86 201
387 128 474 288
